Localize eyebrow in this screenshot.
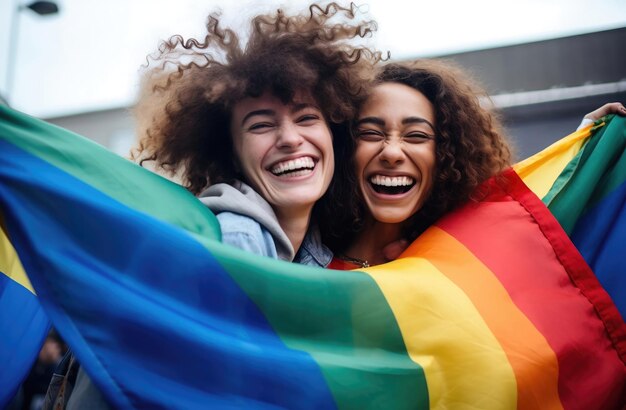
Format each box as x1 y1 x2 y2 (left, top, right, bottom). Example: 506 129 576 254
356 116 436 132
402 117 436 132
240 103 320 126
241 109 275 126
355 117 385 127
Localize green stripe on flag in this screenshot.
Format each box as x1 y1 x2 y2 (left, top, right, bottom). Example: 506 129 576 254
215 244 429 409
544 115 626 234
0 106 220 241
1 105 429 408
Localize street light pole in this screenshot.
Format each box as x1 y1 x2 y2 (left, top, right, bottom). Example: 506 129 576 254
5 1 23 105
3 1 59 106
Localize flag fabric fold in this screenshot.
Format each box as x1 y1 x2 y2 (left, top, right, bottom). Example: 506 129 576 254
0 227 49 406
515 115 626 321
1 105 625 409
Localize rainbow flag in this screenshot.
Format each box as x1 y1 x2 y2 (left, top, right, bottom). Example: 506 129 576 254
0 105 221 406
515 116 626 318
1 105 624 408
0 224 49 406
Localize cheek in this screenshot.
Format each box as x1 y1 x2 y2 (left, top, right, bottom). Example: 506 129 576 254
318 129 335 165
428 150 437 177
326 150 335 175
321 133 334 162
353 144 371 175
422 151 437 191
319 134 335 187
409 145 436 172
425 151 436 174
233 140 262 177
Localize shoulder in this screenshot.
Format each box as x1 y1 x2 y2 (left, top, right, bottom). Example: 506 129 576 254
295 226 333 267
217 212 263 233
216 212 278 259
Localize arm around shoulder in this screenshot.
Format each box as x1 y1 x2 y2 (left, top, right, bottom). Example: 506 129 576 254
577 102 626 130
216 212 279 259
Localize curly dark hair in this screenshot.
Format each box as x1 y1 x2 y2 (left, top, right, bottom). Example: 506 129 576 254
322 59 513 252
132 2 383 195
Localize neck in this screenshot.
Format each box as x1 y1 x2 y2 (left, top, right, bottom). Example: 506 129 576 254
275 205 313 254
343 216 405 267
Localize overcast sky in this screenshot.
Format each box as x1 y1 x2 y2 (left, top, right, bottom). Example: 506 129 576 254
1 0 625 118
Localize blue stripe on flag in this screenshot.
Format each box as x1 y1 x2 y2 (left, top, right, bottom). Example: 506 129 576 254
0 271 49 406
570 180 626 318
0 139 336 409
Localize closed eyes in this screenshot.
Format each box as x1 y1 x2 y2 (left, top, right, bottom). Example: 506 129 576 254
356 129 435 143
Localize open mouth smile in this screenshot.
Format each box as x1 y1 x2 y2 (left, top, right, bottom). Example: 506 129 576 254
270 156 316 177
369 174 415 195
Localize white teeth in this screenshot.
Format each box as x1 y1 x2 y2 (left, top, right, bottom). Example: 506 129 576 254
284 169 311 177
271 157 315 175
369 175 415 187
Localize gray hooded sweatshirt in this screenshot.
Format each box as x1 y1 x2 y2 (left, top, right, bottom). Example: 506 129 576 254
199 181 331 267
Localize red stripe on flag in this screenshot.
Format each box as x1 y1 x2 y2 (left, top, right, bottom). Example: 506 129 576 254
436 169 626 409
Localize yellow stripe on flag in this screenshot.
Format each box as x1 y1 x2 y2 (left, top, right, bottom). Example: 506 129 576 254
362 247 517 408
514 125 592 198
0 225 34 294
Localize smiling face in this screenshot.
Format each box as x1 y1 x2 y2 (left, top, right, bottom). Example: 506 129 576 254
231 91 334 218
354 82 437 225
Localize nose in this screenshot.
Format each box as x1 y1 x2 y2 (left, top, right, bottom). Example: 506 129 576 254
379 139 405 166
276 120 304 149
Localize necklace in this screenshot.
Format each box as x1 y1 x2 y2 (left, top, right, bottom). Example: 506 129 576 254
338 254 370 268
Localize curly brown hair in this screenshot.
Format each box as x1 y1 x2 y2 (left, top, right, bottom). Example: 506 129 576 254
322 59 513 251
132 2 383 195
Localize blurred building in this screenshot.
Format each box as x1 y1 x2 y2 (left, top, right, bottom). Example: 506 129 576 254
43 26 626 159
46 106 136 157
438 26 626 159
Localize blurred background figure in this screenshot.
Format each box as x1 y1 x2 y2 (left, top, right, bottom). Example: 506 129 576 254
7 329 66 410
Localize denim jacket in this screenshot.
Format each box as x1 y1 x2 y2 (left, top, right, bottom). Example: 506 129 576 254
217 211 332 267
201 181 332 267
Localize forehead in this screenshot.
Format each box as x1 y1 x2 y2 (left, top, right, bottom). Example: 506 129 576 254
233 90 318 115
359 82 435 124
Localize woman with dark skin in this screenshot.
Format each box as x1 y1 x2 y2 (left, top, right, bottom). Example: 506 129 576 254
324 59 625 268
320 58 626 408
323 59 510 267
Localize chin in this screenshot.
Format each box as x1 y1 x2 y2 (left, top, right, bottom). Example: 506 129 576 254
293 188 325 201
279 192 324 208
371 211 413 225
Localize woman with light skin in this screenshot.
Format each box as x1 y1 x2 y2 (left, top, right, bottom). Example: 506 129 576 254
200 90 337 263
324 60 626 269
43 4 380 408
131 2 380 266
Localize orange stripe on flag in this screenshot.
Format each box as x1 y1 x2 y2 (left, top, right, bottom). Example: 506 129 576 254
411 227 562 410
